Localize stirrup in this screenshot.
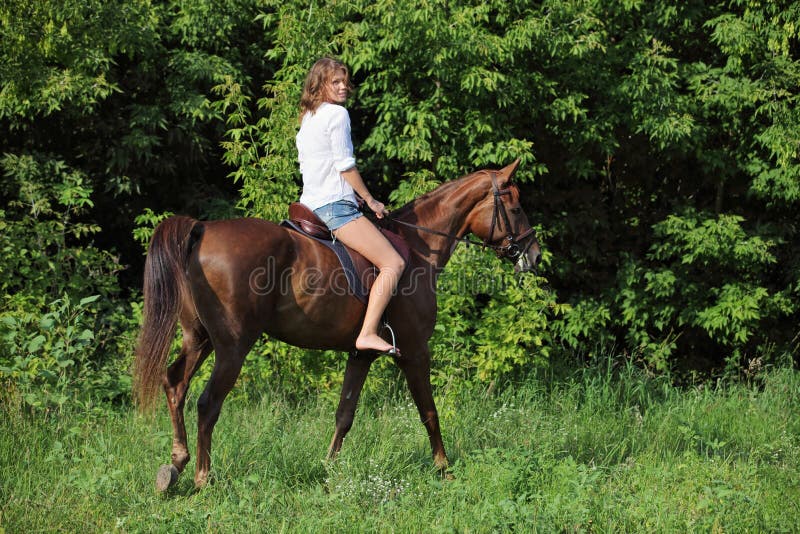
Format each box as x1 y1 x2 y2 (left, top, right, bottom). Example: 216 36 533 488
354 322 400 357
380 321 400 357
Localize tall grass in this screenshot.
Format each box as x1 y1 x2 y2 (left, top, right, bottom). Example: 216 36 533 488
1 359 798 532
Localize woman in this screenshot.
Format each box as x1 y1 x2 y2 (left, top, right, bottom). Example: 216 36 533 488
296 57 405 356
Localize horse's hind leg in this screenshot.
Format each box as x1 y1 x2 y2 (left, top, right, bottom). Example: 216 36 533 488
194 343 248 488
156 320 211 492
327 351 376 459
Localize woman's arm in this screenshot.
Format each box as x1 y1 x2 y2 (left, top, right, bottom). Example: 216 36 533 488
341 167 388 219
327 106 387 218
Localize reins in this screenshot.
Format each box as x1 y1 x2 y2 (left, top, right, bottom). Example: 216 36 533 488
385 171 537 260
387 216 491 248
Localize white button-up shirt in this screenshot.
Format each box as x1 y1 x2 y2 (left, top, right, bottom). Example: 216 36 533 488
296 102 358 210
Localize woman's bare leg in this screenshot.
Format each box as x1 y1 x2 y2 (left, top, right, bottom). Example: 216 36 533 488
333 217 405 353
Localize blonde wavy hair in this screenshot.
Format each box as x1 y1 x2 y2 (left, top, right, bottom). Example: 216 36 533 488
299 57 353 120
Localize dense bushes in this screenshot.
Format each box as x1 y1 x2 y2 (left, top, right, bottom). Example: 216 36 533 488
0 154 134 408
1 0 798 408
225 0 799 377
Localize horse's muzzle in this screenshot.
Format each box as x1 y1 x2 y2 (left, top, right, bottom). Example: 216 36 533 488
514 244 541 273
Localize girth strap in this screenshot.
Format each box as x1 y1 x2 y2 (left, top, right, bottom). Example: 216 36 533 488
282 203 412 303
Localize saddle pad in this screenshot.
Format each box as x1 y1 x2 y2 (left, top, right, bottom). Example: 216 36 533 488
280 220 370 303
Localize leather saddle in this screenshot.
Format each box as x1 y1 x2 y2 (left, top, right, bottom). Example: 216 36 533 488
284 202 411 302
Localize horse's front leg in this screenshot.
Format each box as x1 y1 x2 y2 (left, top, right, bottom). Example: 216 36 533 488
397 349 448 472
327 351 376 459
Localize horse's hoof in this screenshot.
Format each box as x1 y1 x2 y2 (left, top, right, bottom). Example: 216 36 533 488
194 476 209 489
155 464 179 492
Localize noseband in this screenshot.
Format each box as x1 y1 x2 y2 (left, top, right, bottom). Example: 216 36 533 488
388 171 538 260
486 172 537 261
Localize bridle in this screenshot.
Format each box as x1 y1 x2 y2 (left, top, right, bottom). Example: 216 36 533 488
387 171 538 262
487 172 538 261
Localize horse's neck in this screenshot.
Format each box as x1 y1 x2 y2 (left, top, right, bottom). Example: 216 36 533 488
396 174 488 272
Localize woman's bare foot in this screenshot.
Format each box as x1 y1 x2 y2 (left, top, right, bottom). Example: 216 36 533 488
355 333 398 355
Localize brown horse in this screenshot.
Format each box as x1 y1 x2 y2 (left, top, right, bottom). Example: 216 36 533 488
133 159 540 490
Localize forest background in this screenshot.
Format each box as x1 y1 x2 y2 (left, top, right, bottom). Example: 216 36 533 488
1 0 799 410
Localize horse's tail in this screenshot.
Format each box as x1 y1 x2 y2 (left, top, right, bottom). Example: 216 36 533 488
133 215 203 412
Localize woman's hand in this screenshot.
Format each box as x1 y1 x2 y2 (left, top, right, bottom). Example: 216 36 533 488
366 197 389 219
339 168 389 218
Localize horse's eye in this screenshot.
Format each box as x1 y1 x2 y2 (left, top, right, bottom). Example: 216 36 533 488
511 207 522 215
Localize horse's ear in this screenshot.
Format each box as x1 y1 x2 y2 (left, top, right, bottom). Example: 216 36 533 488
499 158 521 184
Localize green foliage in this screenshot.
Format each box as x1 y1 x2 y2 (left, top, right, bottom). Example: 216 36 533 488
235 341 343 401
132 208 175 251
211 73 299 221
536 0 800 370
0 153 135 409
2 0 800 407
1 0 249 269
0 0 266 407
0 0 155 122
0 295 132 409
430 246 559 385
0 153 122 301
204 0 800 385
550 299 614 356
693 2 800 208
613 209 793 370
212 0 558 389
343 0 546 178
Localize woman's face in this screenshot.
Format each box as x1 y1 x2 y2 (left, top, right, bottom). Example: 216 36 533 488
325 71 349 104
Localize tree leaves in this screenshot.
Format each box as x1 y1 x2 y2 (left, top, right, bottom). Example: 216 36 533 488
3 0 799 390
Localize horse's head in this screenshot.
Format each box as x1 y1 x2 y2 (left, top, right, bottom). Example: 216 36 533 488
467 159 541 273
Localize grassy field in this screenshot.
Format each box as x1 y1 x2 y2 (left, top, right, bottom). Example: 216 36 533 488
1 360 799 532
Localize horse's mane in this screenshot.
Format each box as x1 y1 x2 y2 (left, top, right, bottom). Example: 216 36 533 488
389 171 484 221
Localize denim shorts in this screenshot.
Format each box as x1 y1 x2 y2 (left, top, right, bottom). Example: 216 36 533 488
313 199 362 231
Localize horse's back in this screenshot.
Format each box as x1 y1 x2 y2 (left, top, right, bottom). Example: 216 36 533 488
199 217 286 247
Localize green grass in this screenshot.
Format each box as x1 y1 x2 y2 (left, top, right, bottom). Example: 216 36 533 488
2 362 799 532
